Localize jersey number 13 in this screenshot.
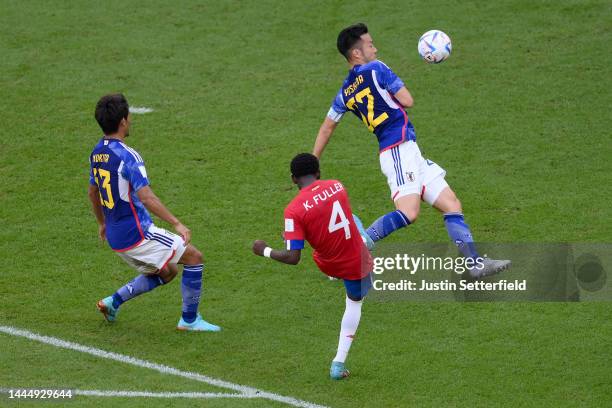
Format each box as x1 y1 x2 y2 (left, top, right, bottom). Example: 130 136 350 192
93 168 115 209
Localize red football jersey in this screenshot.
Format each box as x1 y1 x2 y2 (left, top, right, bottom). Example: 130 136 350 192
283 179 373 280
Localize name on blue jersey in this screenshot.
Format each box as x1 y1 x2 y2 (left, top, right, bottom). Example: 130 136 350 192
92 154 110 163
344 75 364 97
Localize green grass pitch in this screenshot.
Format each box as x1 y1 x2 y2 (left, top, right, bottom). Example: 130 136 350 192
1 0 611 407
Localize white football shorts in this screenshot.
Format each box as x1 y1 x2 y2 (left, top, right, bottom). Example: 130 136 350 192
379 140 448 205
116 224 186 274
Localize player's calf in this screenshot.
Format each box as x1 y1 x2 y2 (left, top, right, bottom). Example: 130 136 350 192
436 188 512 275
176 244 220 330
331 296 362 380
97 274 166 322
433 187 462 214
330 275 371 380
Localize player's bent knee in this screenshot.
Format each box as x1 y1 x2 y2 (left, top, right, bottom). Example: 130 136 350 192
445 196 462 213
394 194 420 222
434 187 462 213
158 264 178 283
179 245 204 265
397 206 419 223
404 208 419 222
452 198 463 213
190 248 203 264
194 249 203 264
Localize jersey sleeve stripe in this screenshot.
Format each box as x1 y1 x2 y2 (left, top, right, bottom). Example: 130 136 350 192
132 148 143 162
121 143 140 162
126 146 143 162
120 143 143 163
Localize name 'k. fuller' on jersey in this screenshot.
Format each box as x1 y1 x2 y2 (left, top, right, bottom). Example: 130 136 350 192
89 138 152 251
327 60 417 152
283 180 372 280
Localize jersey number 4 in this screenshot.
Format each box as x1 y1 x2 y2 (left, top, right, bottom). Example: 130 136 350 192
329 200 351 239
93 168 115 209
346 87 389 132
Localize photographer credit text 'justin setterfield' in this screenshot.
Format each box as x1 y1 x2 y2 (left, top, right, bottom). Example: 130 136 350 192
371 253 527 292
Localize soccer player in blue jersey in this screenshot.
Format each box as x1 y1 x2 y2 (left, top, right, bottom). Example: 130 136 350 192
88 94 220 331
313 23 510 277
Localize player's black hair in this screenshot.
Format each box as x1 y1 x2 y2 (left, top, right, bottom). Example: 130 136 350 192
290 153 320 178
95 93 129 135
337 23 369 60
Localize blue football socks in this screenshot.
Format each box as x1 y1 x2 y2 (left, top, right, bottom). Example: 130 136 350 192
443 213 480 260
181 264 204 324
366 210 411 242
112 274 165 309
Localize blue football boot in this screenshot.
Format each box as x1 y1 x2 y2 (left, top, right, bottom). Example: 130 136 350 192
96 296 118 322
353 214 375 251
330 361 350 380
177 313 221 332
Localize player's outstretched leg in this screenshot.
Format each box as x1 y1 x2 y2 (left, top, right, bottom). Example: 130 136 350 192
330 296 362 380
331 275 371 380
176 245 221 332
97 274 166 322
335 297 362 364
435 187 511 278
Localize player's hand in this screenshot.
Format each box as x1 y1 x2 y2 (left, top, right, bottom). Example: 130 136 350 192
98 224 106 241
174 223 191 246
252 240 268 256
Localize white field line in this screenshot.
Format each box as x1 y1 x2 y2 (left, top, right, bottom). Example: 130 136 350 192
0 325 328 408
129 106 154 114
0 388 249 399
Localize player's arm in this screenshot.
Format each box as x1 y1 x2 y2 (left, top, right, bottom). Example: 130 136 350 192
88 184 106 240
252 240 301 265
137 186 191 245
376 61 414 108
393 87 414 108
313 117 339 159
314 91 346 159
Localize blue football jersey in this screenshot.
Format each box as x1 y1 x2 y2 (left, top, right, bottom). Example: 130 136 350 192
89 138 153 251
327 60 416 152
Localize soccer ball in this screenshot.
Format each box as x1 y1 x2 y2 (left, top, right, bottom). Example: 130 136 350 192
418 30 452 64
